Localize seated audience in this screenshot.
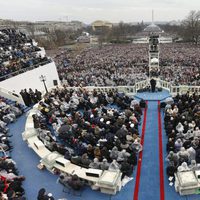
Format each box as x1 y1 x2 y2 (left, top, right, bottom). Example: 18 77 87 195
0 29 51 81
164 92 200 178
32 87 144 182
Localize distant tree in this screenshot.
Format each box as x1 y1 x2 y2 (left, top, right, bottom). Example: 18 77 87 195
26 23 35 38
159 24 181 35
94 26 111 47
182 10 200 44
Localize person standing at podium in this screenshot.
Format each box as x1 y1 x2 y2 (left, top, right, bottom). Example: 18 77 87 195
150 78 156 92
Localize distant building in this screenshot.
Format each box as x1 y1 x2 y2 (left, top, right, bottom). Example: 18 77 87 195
143 23 162 33
133 11 172 44
0 19 85 36
91 20 113 31
34 21 85 32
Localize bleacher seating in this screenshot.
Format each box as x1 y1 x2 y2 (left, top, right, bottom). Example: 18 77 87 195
0 28 52 81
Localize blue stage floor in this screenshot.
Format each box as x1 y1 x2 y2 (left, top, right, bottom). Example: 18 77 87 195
134 89 171 101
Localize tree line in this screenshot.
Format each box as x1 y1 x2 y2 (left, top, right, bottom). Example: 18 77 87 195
3 9 199 49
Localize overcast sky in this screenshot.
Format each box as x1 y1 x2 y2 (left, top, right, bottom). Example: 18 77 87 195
0 0 199 23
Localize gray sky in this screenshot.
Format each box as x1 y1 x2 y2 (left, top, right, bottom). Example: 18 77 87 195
0 0 199 23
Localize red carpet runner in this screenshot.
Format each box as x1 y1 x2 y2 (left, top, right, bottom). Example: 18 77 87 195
158 101 165 200
133 101 148 200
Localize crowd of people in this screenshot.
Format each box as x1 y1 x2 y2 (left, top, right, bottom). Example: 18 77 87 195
20 88 42 107
164 92 200 179
32 86 144 182
159 43 200 86
54 43 200 87
0 97 25 199
55 44 149 87
0 29 51 81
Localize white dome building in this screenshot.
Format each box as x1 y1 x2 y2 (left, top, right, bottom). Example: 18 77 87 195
143 23 162 33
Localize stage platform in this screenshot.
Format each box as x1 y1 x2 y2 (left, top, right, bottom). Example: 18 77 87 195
134 89 171 101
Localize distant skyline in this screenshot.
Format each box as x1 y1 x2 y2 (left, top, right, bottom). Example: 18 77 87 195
0 0 199 23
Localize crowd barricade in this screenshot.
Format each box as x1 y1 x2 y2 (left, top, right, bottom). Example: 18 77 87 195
135 80 149 92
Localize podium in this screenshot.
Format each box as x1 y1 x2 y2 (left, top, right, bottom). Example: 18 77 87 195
96 170 122 195
175 170 200 195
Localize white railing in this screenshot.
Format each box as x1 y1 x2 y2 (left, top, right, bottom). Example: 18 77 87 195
170 85 200 96
158 79 171 91
43 79 200 99
135 80 149 92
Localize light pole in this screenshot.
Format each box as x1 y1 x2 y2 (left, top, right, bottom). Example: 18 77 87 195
39 75 48 93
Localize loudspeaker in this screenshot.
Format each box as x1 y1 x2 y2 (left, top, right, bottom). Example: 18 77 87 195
53 80 58 86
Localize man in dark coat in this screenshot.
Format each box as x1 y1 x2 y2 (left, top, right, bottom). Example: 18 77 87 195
150 79 156 92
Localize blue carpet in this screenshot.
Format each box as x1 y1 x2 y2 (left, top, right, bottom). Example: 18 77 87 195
138 101 160 200
135 89 170 101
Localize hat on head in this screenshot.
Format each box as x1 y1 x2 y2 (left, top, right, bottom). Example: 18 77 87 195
48 193 53 197
100 118 104 122
106 121 110 125
90 114 94 118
